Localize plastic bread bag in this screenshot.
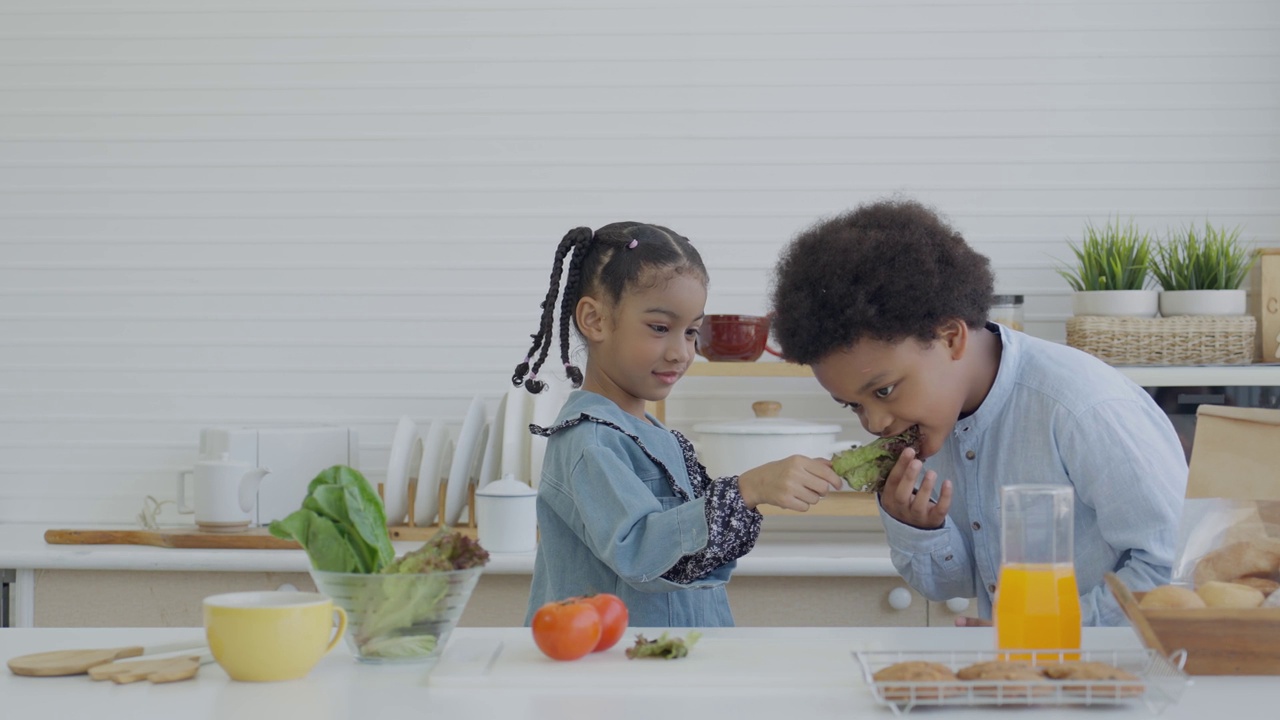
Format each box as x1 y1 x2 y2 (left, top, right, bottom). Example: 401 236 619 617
1171 497 1280 591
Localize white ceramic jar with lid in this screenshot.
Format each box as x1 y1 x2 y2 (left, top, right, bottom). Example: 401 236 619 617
474 474 538 553
692 401 853 479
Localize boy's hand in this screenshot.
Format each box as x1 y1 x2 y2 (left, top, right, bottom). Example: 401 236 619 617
878 448 952 529
738 456 844 511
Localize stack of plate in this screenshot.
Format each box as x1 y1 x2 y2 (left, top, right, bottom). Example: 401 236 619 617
378 380 572 527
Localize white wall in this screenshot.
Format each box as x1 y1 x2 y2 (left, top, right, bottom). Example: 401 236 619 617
2 0 1277 522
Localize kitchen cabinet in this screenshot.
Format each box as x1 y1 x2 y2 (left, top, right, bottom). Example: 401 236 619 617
727 576 927 626
29 570 946 629
31 569 318 627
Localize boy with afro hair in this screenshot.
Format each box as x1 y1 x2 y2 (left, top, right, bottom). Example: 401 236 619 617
769 198 1186 626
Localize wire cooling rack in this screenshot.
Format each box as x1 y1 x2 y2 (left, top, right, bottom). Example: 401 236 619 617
853 648 1190 716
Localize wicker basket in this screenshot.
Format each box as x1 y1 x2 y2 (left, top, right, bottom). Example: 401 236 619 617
1066 315 1256 366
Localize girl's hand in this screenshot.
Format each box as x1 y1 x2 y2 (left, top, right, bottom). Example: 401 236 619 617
954 616 992 627
738 456 844 511
879 448 952 530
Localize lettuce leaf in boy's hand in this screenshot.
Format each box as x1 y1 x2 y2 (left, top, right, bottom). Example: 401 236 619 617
831 426 922 493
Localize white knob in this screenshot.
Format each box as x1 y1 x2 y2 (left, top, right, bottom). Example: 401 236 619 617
946 597 970 613
888 587 913 610
276 583 298 592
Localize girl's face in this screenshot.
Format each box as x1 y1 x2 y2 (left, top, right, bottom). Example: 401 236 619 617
577 270 707 420
809 322 975 460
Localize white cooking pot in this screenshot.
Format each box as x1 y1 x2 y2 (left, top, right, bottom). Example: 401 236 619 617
692 401 857 479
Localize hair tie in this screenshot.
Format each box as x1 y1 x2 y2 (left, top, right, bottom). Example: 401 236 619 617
627 239 638 249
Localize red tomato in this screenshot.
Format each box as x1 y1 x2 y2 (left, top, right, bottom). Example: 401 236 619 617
531 599 601 661
579 593 628 652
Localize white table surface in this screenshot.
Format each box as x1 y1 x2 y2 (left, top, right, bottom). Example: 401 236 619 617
0 625 1263 719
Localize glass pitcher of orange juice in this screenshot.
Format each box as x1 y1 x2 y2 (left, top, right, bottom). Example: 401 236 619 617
996 484 1081 659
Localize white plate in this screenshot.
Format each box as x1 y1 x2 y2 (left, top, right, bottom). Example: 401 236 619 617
477 393 507 488
414 420 448 526
382 416 417 525
500 385 530 483
444 396 486 526
528 378 571 488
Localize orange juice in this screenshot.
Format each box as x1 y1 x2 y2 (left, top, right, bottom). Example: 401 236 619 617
995 562 1081 661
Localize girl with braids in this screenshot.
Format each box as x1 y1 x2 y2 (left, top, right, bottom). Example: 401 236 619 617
516 221 842 627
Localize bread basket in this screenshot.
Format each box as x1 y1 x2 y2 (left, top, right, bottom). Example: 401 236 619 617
1106 573 1280 675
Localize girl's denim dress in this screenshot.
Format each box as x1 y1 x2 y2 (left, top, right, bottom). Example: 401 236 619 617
524 390 762 627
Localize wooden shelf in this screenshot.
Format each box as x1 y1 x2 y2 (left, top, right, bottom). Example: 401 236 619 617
684 361 814 378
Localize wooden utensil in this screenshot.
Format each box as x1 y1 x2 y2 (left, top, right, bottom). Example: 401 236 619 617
1104 572 1168 656
7 641 207 677
88 651 212 684
44 527 299 550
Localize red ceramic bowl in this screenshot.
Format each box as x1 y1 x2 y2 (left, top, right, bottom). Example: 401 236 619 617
696 314 781 362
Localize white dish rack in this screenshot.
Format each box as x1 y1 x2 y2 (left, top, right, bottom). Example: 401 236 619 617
853 647 1190 715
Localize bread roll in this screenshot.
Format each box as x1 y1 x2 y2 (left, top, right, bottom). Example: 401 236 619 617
1193 540 1280 586
1230 576 1280 596
1138 584 1206 610
1196 580 1265 609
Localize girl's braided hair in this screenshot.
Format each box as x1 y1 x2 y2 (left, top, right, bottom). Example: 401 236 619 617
512 221 707 394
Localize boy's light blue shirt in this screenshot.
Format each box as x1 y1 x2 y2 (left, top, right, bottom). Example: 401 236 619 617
880 324 1187 626
525 390 736 627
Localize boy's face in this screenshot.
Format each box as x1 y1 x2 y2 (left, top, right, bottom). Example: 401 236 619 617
809 323 972 460
577 270 706 419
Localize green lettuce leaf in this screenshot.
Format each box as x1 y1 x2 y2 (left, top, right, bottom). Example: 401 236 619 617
830 426 922 493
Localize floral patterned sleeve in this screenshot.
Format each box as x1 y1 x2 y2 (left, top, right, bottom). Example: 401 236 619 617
661 429 763 584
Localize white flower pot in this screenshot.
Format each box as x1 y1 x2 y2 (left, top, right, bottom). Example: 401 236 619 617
1158 289 1247 317
1071 290 1159 318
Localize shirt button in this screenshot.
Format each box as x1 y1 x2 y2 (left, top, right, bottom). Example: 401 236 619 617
965 450 976 460
972 521 981 531
988 583 997 593
944 554 954 562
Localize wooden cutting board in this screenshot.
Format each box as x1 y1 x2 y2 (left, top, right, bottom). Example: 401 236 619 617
44 527 300 550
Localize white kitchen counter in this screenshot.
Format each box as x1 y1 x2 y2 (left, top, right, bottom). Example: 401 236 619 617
0 522 894 576
0 522 897 628
0 625 1260 718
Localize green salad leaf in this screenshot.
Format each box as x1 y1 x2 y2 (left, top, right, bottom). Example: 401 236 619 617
269 464 394 572
625 631 702 660
269 465 491 660
830 426 922 493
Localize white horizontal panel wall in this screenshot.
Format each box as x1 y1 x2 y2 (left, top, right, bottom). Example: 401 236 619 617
1 0 1277 522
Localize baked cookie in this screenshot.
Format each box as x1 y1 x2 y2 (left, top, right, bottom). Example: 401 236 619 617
1042 661 1144 698
956 660 1051 698
872 661 959 701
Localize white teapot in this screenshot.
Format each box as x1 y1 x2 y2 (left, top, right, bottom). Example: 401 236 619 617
178 453 271 532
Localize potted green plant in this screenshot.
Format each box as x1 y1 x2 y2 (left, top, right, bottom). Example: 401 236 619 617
1152 221 1255 316
1057 217 1157 317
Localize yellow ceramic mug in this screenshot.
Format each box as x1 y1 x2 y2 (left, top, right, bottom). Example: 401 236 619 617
203 591 347 682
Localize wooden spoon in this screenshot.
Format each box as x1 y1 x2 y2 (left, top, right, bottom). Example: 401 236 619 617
88 652 212 684
1104 572 1168 656
7 641 206 677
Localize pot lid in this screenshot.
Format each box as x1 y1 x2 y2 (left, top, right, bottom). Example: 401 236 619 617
476 474 537 497
692 417 842 435
693 400 841 436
